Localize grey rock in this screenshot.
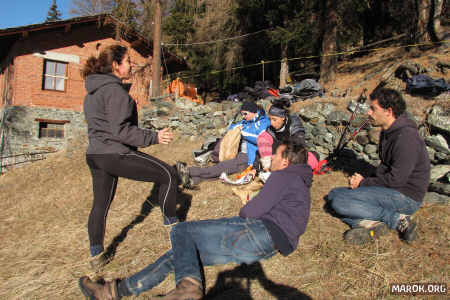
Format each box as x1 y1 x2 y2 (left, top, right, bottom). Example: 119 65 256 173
426 146 436 162
423 192 449 205
435 152 449 163
156 107 170 116
153 99 174 109
355 132 370 145
352 142 364 153
368 127 381 144
427 105 450 135
430 165 450 182
213 118 226 128
364 144 378 155
347 100 370 114
299 108 325 123
321 103 336 116
311 126 329 137
326 111 350 126
429 182 450 196
425 134 449 154
323 132 335 144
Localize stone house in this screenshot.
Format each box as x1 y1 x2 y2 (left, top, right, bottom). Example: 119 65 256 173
0 14 182 171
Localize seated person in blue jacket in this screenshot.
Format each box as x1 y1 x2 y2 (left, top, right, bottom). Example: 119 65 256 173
327 88 430 245
177 101 270 188
78 140 312 300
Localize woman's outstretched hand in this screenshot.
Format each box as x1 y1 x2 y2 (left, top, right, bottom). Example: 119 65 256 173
158 128 174 144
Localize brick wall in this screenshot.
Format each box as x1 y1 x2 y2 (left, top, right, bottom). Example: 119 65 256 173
1 22 152 112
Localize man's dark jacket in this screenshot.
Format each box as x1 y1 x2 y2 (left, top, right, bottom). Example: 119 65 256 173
239 163 312 256
360 115 430 202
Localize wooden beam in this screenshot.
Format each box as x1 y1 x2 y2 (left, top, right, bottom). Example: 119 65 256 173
64 24 71 33
35 118 70 124
22 31 29 38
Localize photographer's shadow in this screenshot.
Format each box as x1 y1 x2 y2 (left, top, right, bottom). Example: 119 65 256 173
204 262 312 300
103 184 192 261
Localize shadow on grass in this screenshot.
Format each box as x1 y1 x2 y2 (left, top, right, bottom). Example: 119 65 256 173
103 184 192 261
328 149 377 177
204 262 312 300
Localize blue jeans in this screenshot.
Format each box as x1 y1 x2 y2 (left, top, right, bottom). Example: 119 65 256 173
328 186 421 229
124 216 276 296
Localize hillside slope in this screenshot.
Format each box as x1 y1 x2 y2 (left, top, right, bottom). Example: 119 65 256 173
0 46 449 300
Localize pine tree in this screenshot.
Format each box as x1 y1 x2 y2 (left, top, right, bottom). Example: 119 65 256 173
46 0 62 22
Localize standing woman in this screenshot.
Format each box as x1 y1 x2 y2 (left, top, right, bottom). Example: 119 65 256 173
82 45 179 271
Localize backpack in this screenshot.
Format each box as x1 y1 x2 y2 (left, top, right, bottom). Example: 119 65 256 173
219 126 242 162
406 75 450 98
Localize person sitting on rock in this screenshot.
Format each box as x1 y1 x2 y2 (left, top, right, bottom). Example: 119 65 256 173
327 88 430 245
177 101 270 189
257 98 318 178
78 140 312 300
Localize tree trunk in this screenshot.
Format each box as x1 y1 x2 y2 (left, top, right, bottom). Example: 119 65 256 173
151 0 162 97
417 0 432 43
320 0 337 84
432 0 443 40
279 44 289 88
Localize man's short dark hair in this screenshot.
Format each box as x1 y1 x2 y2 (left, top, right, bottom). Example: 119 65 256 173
279 140 307 165
369 88 406 118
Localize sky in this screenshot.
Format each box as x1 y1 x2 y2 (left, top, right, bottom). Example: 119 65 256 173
0 0 73 29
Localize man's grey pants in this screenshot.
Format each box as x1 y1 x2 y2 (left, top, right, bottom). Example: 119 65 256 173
188 153 249 184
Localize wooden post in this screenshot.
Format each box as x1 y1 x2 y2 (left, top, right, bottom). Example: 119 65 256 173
151 0 162 97
261 60 265 82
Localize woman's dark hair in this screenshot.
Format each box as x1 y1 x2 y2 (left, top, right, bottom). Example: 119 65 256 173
81 45 128 78
369 88 406 118
279 139 307 165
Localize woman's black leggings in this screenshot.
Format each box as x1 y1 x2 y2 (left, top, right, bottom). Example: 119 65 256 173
86 151 179 248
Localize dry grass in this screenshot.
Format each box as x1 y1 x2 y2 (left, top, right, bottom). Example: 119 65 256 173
0 47 449 300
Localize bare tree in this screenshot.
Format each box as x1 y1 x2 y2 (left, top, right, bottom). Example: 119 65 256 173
69 0 115 16
431 0 444 40
416 0 432 43
320 0 338 84
152 0 162 97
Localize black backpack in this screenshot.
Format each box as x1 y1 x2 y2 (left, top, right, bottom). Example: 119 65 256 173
406 75 450 98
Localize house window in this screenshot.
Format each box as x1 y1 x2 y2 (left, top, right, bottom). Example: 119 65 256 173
43 60 67 91
36 119 69 139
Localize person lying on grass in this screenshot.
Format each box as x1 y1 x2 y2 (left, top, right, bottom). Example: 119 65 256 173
78 140 312 300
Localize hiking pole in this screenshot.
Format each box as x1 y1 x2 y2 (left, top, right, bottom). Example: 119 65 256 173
315 88 368 175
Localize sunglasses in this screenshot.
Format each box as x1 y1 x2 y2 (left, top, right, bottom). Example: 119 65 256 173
241 111 249 116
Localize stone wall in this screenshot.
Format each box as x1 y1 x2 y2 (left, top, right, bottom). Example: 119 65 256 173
142 95 449 203
1 96 449 204
0 106 86 169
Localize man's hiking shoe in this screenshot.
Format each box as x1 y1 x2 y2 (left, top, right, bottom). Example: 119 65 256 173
89 252 111 272
176 162 190 187
184 177 198 190
79 276 121 300
193 150 212 166
396 215 417 243
156 277 203 300
344 222 389 245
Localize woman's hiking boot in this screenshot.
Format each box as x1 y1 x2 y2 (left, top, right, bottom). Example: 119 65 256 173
79 276 121 300
176 162 190 187
344 221 389 245
396 215 417 243
156 277 203 300
176 162 197 190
